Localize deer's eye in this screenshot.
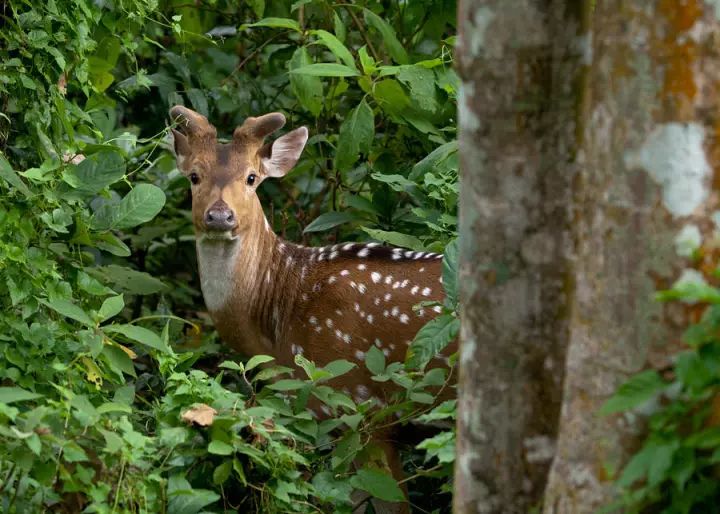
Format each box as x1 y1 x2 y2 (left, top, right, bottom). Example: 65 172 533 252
189 172 200 185
246 173 256 186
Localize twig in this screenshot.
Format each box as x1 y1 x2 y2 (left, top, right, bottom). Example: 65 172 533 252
342 4 381 63
221 31 286 85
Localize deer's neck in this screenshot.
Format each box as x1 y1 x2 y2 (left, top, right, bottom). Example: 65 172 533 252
195 209 304 352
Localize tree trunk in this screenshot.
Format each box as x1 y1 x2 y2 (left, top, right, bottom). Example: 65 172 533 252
455 1 720 513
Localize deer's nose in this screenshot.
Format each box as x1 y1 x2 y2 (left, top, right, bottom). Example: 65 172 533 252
204 201 238 231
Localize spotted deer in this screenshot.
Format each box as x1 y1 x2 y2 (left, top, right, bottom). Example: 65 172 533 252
169 105 456 513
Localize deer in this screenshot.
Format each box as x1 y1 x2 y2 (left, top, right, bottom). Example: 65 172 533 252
168 105 457 514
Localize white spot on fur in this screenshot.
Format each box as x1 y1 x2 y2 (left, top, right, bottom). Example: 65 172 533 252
399 314 409 324
343 243 355 250
326 319 334 328
340 269 350 276
343 333 351 344
433 305 442 313
358 283 367 294
391 306 400 317
383 348 390 357
393 281 401 289
335 329 343 339
385 276 393 285
375 339 383 347
419 267 425 272
384 293 392 301
414 252 424 259
313 282 321 292
411 285 420 295
335 309 343 316
357 248 369 257
371 272 382 283
374 297 381 305
391 253 402 260
302 293 308 301
328 275 337 284
367 314 374 324
355 350 365 360
329 251 338 260
383 310 389 317
358 263 366 270
354 303 361 312
422 287 432 296
309 316 318 325
404 250 414 258
356 385 370 399
401 279 409 288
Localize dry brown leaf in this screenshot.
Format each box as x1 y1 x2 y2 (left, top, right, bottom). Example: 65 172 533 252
181 404 217 427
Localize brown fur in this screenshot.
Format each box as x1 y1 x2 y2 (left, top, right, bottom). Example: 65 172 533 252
169 107 457 513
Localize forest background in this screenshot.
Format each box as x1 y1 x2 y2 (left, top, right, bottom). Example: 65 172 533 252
0 0 459 512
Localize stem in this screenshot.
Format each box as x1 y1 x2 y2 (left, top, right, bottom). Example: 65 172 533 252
112 457 126 512
342 5 381 63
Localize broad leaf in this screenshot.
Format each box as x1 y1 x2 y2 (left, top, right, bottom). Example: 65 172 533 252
41 298 94 326
98 294 124 322
304 211 361 233
335 99 374 171
0 387 43 404
243 17 300 31
104 324 172 354
290 63 360 77
289 47 323 116
365 346 386 376
406 314 459 370
350 468 405 502
245 355 275 372
363 9 409 64
63 150 125 193
442 239 459 308
361 228 424 251
0 153 31 197
90 265 168 295
92 183 166 230
311 30 356 70
600 370 666 414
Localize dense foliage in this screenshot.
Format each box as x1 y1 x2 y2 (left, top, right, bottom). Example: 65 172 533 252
0 0 458 512
604 268 720 512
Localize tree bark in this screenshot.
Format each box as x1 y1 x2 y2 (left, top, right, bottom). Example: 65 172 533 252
455 1 720 513
455 1 584 512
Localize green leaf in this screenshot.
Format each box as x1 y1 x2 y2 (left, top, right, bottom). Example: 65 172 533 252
101 345 136 378
363 9 409 64
361 228 424 251
410 140 459 180
600 370 666 415
312 471 353 504
323 360 356 379
310 30 356 69
350 468 405 502
40 298 94 326
0 387 42 404
246 355 275 371
289 48 323 116
335 99 374 171
208 440 234 456
365 346 386 376
358 46 376 75
92 183 166 230
213 461 232 485
104 324 172 354
442 239 458 308
333 10 346 42
186 88 209 117
397 65 438 112
406 315 459 370
168 475 220 514
267 379 306 391
98 294 124 322
243 17 300 31
90 265 168 295
290 63 360 77
304 211 361 233
0 154 31 197
62 150 125 193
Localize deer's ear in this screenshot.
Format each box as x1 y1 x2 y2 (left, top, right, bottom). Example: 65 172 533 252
171 129 191 168
260 127 308 178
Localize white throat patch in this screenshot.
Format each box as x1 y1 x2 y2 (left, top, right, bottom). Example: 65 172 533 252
197 235 242 312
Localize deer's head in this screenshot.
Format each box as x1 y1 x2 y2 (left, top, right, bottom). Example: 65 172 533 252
169 106 308 239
